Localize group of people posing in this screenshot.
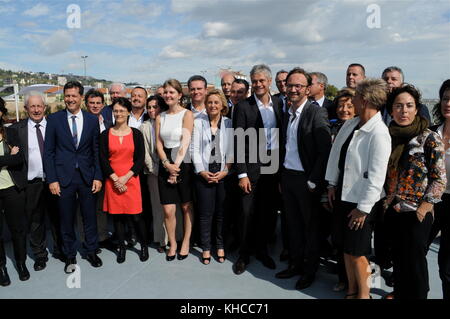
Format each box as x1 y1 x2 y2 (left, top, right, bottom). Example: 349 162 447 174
0 63 449 300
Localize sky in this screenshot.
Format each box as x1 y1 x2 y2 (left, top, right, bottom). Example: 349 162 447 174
0 0 449 98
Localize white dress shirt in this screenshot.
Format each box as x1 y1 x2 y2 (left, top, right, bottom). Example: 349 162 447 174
98 114 106 133
128 109 147 129
67 109 83 148
315 95 325 107
27 118 46 181
255 94 278 150
283 100 307 171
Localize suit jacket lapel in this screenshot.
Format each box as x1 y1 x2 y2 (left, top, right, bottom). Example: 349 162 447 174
18 120 28 166
62 110 77 149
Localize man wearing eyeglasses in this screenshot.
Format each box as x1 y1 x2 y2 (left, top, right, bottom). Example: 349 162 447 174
276 68 331 290
274 70 288 115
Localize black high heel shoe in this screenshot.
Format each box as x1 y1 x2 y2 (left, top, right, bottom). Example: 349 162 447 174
177 253 188 260
202 257 211 265
117 245 126 264
166 252 176 261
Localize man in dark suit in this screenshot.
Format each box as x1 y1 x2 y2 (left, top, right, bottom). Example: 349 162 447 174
232 64 283 275
44 81 103 273
275 68 331 290
10 93 64 272
274 70 288 115
227 78 249 119
221 72 235 108
76 89 113 250
309 72 335 120
101 82 127 123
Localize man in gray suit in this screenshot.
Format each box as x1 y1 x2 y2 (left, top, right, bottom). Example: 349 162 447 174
275 68 332 290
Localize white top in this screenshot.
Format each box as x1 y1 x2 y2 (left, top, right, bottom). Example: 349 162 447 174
437 124 450 194
283 100 307 171
0 141 15 190
67 109 83 148
128 109 147 129
27 118 46 181
325 112 391 214
160 109 188 149
255 94 278 150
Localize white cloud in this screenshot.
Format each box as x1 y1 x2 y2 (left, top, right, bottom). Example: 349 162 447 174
23 3 50 17
23 30 74 56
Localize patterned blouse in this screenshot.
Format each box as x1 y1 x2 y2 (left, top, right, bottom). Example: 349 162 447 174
384 129 447 212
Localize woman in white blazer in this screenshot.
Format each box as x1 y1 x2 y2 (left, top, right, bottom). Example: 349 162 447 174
325 79 391 299
191 89 233 265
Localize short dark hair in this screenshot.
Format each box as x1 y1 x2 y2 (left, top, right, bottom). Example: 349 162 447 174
64 81 84 95
382 66 404 83
433 79 450 125
84 89 105 105
112 97 132 112
232 78 250 94
386 83 422 115
286 67 312 86
146 95 168 112
348 63 366 76
187 75 207 89
132 86 148 95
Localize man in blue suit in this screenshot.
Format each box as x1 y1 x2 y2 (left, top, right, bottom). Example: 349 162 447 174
44 81 103 273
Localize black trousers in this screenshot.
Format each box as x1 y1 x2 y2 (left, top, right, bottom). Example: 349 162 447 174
26 180 63 259
238 172 278 259
373 202 393 270
386 206 433 299
223 173 241 249
113 214 148 247
0 186 26 266
281 169 319 276
58 169 98 258
430 193 450 299
195 176 226 251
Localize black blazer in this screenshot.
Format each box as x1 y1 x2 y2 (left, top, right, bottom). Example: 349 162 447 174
280 100 332 188
322 98 336 120
0 126 26 190
99 127 145 179
232 94 283 182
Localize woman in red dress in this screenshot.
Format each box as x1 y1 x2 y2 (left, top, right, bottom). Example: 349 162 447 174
100 97 148 263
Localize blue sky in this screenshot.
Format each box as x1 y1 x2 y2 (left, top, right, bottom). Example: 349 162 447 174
0 0 449 97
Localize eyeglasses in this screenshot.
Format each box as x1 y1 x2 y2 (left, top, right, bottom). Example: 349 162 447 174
286 83 308 90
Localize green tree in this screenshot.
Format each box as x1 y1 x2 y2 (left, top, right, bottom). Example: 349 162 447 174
325 84 339 100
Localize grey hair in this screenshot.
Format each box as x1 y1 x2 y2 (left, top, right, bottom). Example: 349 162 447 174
310 72 328 90
24 91 46 107
381 66 404 83
109 82 127 93
250 64 272 80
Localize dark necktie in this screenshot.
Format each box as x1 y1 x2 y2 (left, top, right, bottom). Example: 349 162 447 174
311 100 320 107
71 115 78 147
35 123 44 158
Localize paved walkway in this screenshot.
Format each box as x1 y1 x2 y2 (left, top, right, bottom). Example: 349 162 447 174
0 229 444 300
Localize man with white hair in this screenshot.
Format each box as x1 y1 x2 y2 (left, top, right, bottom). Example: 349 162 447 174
11 92 64 271
101 82 127 123
232 64 283 275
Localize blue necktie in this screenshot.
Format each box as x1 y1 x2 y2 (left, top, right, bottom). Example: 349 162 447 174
71 115 78 148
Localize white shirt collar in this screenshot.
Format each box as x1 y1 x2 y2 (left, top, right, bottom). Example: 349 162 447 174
131 108 147 120
28 117 47 128
288 99 308 117
254 93 273 108
67 108 82 118
315 95 325 106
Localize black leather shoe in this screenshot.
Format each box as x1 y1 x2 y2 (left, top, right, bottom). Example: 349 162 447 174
126 237 137 248
64 258 77 274
275 265 302 279
86 253 102 268
233 258 248 275
0 267 11 286
17 263 30 281
33 257 48 271
139 246 149 262
256 254 276 269
99 238 116 250
279 249 289 262
117 246 126 264
295 275 315 290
